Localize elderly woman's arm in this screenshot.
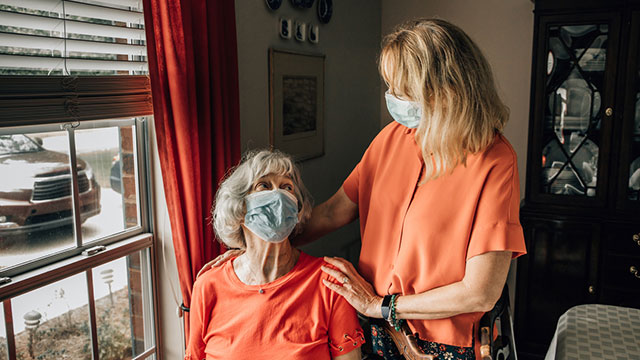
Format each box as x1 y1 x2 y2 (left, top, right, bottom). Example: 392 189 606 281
322 251 512 320
291 187 358 247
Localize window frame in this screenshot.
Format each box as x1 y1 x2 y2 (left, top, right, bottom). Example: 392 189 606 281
0 115 161 360
0 117 152 278
0 1 161 356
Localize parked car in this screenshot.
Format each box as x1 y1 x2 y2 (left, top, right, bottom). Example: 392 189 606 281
0 134 101 234
110 154 122 194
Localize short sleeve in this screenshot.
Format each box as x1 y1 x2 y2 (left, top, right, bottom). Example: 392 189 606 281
184 278 209 360
466 144 527 261
325 270 364 357
342 162 360 204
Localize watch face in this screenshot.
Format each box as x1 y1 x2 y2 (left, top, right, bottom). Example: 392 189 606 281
291 0 314 9
265 0 283 10
317 0 332 24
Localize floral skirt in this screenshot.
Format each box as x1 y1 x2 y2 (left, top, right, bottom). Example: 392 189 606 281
370 323 475 360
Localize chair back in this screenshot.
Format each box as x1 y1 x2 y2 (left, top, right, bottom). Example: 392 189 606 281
478 285 518 360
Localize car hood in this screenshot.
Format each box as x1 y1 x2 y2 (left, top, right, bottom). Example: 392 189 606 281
0 150 86 193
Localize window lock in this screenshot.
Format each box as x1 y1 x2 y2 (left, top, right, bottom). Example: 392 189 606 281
82 245 106 256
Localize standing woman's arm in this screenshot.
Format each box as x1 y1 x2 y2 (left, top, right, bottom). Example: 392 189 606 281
291 186 358 247
333 348 361 360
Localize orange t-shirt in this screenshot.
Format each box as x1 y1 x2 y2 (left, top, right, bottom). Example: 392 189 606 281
185 252 364 360
343 122 527 349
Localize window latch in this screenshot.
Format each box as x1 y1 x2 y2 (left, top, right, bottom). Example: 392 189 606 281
0 277 11 285
82 245 106 256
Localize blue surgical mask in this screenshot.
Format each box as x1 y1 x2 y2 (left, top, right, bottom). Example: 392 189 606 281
244 189 299 243
385 91 422 129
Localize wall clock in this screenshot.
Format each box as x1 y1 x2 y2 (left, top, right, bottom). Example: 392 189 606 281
291 0 314 9
265 0 283 11
317 0 332 24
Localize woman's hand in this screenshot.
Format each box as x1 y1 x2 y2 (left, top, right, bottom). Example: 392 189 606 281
321 256 383 318
196 249 244 279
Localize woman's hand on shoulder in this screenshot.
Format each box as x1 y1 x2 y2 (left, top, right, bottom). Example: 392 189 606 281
321 256 383 318
196 249 244 279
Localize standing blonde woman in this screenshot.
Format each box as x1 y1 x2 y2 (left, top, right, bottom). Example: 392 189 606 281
206 18 527 359
299 18 527 359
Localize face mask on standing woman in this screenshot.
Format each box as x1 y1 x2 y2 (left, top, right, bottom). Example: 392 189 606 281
244 189 299 243
385 91 422 129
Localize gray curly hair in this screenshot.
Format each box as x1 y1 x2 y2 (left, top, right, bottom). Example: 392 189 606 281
212 149 313 249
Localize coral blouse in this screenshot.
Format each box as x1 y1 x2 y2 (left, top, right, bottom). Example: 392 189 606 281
343 122 527 349
185 252 364 360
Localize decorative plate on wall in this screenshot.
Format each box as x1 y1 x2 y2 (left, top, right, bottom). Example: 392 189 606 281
291 0 314 9
265 0 283 10
317 0 332 24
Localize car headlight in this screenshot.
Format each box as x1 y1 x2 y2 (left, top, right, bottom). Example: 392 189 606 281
84 164 94 181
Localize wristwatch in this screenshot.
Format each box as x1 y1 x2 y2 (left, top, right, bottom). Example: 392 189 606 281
381 294 393 320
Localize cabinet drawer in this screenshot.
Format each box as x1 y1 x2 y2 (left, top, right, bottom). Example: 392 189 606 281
606 227 640 256
601 287 640 309
602 254 640 289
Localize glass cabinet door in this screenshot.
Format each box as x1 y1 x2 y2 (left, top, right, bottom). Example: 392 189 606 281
619 12 640 206
539 22 612 199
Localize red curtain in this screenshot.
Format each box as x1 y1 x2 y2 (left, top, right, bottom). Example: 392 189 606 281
142 0 240 340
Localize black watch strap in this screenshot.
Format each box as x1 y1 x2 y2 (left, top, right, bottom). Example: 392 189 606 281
381 294 393 320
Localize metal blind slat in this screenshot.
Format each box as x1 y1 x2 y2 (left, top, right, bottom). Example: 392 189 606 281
0 0 144 24
0 54 148 72
0 32 147 56
0 11 145 39
72 0 143 10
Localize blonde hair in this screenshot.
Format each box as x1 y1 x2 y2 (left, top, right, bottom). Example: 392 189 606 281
379 18 509 181
212 149 313 249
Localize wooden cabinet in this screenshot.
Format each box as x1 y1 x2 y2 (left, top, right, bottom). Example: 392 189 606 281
516 1 640 359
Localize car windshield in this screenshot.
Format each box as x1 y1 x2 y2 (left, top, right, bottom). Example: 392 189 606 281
0 134 41 155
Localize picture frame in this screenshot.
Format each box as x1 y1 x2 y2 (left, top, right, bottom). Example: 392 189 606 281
269 49 325 161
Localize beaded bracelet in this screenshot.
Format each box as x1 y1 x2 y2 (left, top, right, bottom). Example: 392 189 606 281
389 294 404 331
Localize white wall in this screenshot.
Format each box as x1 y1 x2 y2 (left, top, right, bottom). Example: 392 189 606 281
235 0 382 259
150 118 185 360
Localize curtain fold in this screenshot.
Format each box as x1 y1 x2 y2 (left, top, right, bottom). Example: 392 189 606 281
142 0 241 341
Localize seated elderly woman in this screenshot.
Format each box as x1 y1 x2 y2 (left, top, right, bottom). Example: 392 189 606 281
185 149 364 360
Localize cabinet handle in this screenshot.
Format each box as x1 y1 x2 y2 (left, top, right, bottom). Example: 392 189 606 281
588 285 595 294
631 266 640 279
633 233 640 246
605 107 613 117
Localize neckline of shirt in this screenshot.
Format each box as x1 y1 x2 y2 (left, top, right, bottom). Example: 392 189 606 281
224 251 310 291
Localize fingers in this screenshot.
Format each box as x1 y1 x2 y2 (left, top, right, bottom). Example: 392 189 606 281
323 256 352 274
322 279 349 297
212 249 243 267
320 265 346 282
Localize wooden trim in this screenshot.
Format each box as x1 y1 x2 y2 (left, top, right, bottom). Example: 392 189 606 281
0 233 152 301
86 269 100 360
132 347 155 360
3 301 16 360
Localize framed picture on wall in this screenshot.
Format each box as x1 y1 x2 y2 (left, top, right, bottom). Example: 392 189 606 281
269 48 325 161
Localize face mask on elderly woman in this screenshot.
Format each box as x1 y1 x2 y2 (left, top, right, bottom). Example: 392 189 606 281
385 90 422 129
243 189 299 243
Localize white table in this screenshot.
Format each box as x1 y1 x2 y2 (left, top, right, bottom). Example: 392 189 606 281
544 304 640 360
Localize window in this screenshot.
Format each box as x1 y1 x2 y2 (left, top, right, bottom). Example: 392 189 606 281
0 1 158 360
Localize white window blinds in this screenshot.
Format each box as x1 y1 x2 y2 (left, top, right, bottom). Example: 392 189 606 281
0 0 147 75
